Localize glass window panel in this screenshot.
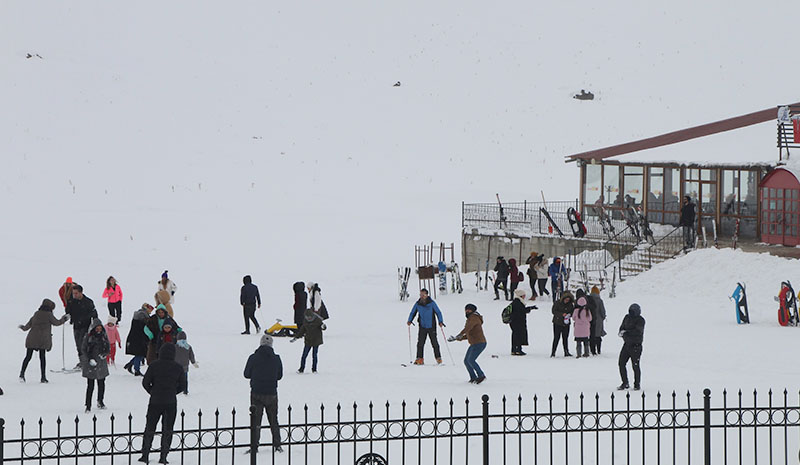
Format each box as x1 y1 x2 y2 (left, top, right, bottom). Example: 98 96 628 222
603 165 621 208
702 182 717 215
623 173 643 208
770 188 777 198
685 181 700 204
648 167 664 212
584 164 602 206
687 169 700 180
665 168 681 212
721 170 737 215
778 189 784 198
741 171 757 217
701 169 716 181
624 166 644 175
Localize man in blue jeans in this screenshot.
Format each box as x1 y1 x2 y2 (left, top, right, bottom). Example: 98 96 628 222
407 289 445 365
449 304 487 384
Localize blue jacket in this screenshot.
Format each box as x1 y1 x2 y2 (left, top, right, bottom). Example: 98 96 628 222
548 258 565 281
244 345 283 395
407 298 444 328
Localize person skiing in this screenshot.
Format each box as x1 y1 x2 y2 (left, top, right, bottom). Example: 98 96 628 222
618 303 646 390
406 289 445 365
240 275 262 335
18 298 68 383
105 316 121 365
81 318 110 412
58 277 75 308
551 291 574 357
572 295 593 358
65 284 98 365
102 276 123 322
124 303 152 376
449 303 486 384
174 331 197 395
493 256 510 301
548 257 567 302
244 334 284 454
290 309 327 373
139 343 186 464
509 289 537 355
680 195 696 250
533 254 550 299
588 286 607 355
307 282 329 320
293 282 307 329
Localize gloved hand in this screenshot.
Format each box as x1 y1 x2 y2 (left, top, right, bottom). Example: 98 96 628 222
192 362 199 368
446 335 456 342
290 338 298 343
321 323 327 330
89 359 98 367
18 324 25 330
618 330 626 338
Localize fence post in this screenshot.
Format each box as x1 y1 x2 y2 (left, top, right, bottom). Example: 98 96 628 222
481 395 489 465
1 418 5 465
249 406 258 465
703 388 711 465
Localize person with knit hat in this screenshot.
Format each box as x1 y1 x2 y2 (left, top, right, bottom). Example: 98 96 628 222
18 298 68 383
58 277 75 308
617 303 646 390
144 305 180 364
105 316 121 365
509 289 537 355
493 257 510 301
81 318 110 412
449 304 487 384
157 270 177 306
551 291 574 357
174 331 198 395
588 286 607 355
124 303 152 376
244 333 284 454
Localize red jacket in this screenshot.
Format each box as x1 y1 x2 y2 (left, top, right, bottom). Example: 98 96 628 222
102 285 123 303
509 259 522 284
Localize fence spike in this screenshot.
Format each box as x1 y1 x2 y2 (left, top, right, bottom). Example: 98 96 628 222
610 393 615 401
548 394 553 401
534 394 538 402
385 401 389 409
518 394 523 402
38 417 43 426
502 395 506 402
231 407 236 415
110 413 115 422
128 413 133 421
215 408 219 416
579 392 584 401
56 416 61 425
656 391 661 400
370 401 374 409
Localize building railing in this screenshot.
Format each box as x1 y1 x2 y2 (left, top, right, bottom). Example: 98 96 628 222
3 388 800 464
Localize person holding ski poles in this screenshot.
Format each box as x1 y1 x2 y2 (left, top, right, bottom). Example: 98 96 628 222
448 303 486 384
493 257 510 301
548 257 566 302
407 289 445 365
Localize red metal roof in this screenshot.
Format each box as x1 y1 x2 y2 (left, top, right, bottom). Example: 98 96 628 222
565 104 800 163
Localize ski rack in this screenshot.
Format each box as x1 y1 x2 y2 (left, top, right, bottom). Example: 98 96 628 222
414 242 455 299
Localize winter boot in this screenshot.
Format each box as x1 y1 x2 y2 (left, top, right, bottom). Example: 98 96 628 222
85 405 91 413
633 384 641 391
436 358 442 365
98 400 106 409
158 455 169 464
40 377 48 384
475 376 486 384
616 383 629 391
241 331 250 335
19 373 25 383
137 455 149 463
413 358 424 365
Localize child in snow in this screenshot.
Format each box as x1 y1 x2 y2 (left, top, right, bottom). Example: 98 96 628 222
448 303 487 384
175 331 198 394
156 319 179 352
105 316 121 365
572 295 593 358
291 309 326 373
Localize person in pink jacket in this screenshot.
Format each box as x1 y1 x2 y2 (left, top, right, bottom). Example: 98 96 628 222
105 316 122 365
102 276 123 323
572 294 593 358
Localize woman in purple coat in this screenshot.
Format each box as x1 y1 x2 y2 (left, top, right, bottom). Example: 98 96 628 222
572 293 593 358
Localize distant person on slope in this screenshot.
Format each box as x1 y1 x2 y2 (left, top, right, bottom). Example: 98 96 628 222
525 252 540 299
548 257 567 302
293 282 308 329
18 298 68 383
680 196 697 250
290 309 327 373
174 331 198 395
493 256 510 301
533 253 550 299
66 285 98 365
155 271 177 317
510 289 537 355
105 316 121 365
244 334 284 454
551 291 574 357
617 303 645 391
58 276 75 308
240 275 262 335
407 289 445 365
449 303 486 384
102 276 123 322
588 286 607 355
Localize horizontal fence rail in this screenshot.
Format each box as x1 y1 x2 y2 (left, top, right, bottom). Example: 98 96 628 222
3 389 800 464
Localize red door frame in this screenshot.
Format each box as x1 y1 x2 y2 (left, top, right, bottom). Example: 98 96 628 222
760 169 800 246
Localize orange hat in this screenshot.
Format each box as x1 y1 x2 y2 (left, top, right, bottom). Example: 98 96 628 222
66 277 73 284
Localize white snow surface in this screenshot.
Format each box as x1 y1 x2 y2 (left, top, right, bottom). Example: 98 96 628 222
1 0 800 432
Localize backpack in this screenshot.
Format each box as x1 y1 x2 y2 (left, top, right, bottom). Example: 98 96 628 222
501 303 513 324
518 271 524 282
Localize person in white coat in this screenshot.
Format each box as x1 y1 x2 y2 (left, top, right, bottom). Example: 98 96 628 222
157 271 178 304
306 282 329 320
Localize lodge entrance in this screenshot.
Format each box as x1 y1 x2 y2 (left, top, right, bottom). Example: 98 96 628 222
684 169 718 241
761 185 800 246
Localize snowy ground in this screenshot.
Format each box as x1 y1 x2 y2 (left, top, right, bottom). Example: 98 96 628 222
1 0 800 455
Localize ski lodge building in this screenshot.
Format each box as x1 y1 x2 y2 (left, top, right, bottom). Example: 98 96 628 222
566 103 800 247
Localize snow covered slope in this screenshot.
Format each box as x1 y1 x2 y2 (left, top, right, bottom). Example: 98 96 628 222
1 0 800 426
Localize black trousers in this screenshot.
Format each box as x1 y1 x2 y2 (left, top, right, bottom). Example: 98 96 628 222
589 337 603 355
494 277 508 299
250 393 281 449
551 325 570 356
141 403 177 460
243 304 260 333
528 277 538 297
20 348 46 378
619 343 642 387
509 281 519 295
416 326 442 360
537 278 549 296
73 326 88 357
107 301 122 321
85 378 106 407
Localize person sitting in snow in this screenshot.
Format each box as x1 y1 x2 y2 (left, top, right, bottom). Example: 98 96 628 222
407 289 445 365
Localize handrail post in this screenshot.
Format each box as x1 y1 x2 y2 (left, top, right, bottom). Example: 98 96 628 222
1 418 5 465
482 395 490 465
703 388 711 465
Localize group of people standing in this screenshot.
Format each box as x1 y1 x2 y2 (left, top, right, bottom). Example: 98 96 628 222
493 254 568 303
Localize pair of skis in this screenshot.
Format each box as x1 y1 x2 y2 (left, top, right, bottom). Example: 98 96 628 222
398 267 411 302
730 282 750 324
778 281 799 327
567 207 587 238
593 205 615 239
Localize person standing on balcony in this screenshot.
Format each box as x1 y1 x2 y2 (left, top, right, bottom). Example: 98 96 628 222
680 196 697 250
493 256 510 301
617 303 645 391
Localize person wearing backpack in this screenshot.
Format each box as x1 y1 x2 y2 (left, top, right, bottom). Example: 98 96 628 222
448 304 486 384
508 289 537 355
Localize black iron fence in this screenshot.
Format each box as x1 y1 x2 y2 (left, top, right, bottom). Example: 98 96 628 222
3 388 800 464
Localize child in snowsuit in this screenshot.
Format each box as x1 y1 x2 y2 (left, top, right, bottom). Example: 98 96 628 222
174 331 197 394
572 295 593 358
291 309 326 373
105 316 121 365
156 319 179 352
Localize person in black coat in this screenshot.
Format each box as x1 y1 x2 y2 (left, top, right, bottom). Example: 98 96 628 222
493 256 510 301
293 282 307 329
510 289 537 355
617 303 646 391
124 304 152 376
680 196 697 249
244 334 284 454
139 343 186 464
551 291 574 357
65 285 98 362
240 275 261 335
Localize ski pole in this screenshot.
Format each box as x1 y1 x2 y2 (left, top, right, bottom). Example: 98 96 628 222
407 324 413 364
61 323 66 371
440 325 456 366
